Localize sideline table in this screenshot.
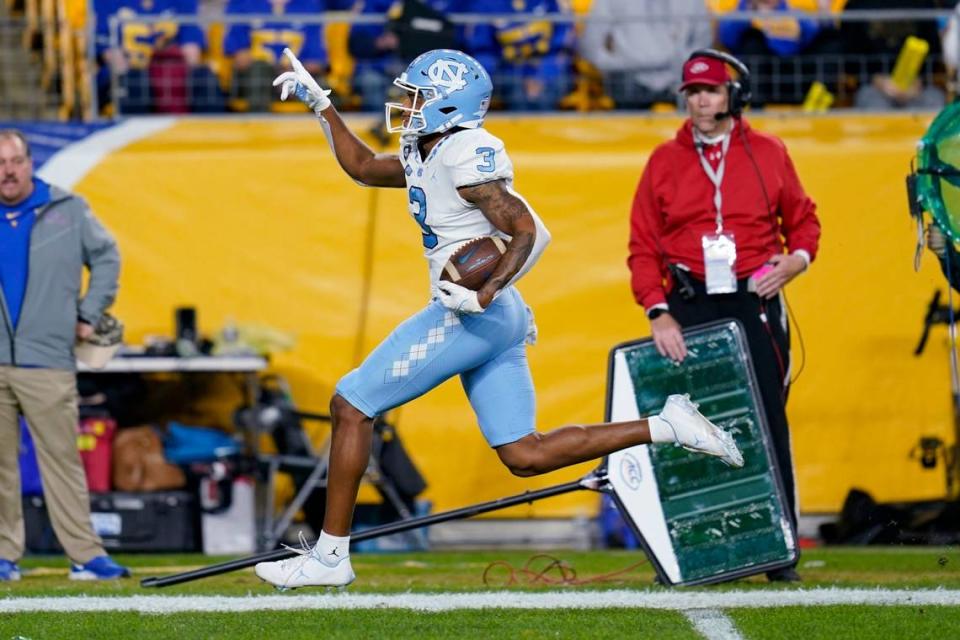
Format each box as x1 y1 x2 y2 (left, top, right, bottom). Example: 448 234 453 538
78 354 269 453
78 355 268 374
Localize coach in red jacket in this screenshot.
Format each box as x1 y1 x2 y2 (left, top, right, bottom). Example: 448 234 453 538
627 52 821 582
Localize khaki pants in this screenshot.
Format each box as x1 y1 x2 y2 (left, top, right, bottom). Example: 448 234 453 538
0 366 104 564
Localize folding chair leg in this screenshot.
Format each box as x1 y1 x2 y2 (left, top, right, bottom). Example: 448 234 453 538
269 459 328 548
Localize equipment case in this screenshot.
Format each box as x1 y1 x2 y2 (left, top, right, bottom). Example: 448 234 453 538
24 491 199 553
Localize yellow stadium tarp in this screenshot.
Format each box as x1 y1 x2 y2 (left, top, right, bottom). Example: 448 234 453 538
73 112 944 517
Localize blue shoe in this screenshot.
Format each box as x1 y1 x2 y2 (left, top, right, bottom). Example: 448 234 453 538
0 559 20 581
69 556 130 581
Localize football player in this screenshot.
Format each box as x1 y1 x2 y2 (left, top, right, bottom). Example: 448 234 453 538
254 48 743 589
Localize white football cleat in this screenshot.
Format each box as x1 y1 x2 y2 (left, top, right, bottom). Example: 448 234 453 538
254 536 355 590
658 394 744 468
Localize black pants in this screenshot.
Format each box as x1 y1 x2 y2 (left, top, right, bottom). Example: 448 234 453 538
667 277 797 530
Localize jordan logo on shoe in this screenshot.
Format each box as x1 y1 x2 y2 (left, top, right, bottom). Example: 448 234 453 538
328 548 340 559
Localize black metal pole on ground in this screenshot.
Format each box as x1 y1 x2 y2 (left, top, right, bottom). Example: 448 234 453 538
141 473 604 588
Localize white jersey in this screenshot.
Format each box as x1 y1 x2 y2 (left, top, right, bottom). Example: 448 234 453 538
399 128 517 287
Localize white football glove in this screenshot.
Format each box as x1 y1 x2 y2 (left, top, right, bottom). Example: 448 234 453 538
272 48 331 114
436 281 485 315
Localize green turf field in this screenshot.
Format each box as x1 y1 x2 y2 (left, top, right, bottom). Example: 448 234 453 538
0 547 957 639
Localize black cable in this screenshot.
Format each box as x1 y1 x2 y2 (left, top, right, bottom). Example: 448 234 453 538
757 300 787 399
784 293 806 383
739 120 806 386
738 122 777 241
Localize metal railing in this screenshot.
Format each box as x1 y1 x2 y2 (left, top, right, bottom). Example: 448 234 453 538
1 0 93 120
3 8 953 120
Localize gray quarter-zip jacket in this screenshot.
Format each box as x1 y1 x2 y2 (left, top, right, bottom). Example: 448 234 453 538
0 184 120 371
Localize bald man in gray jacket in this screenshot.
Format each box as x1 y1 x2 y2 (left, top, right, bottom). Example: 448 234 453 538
0 129 128 581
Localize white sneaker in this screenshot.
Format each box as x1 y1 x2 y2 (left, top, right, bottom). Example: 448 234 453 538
254 538 356 590
658 394 744 468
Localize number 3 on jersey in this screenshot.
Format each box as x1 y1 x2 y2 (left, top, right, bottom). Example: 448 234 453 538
476 147 495 173
408 186 438 249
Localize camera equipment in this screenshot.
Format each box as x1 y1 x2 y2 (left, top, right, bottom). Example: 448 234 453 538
907 102 960 247
912 290 960 499
912 437 946 470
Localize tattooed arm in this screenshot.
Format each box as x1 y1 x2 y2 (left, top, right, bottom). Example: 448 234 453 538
456 179 551 308
317 107 406 187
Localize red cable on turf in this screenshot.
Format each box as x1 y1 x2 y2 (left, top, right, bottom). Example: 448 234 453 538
482 554 650 587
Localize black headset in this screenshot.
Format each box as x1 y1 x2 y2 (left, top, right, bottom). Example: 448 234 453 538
686 48 752 119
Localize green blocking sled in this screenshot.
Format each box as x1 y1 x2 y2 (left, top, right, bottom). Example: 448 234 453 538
603 319 798 586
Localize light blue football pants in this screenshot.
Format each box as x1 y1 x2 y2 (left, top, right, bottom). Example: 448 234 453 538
336 286 536 447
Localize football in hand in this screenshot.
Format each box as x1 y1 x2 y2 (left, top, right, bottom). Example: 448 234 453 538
440 236 507 291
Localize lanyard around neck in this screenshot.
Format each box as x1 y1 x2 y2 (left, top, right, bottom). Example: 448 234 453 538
695 127 732 234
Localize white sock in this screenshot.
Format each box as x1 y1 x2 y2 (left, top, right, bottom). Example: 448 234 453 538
647 415 675 444
316 530 350 566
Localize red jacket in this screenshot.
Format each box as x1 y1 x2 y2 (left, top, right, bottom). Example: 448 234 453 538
627 118 821 310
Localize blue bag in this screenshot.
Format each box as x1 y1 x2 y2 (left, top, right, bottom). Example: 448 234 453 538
598 493 639 550
163 422 240 464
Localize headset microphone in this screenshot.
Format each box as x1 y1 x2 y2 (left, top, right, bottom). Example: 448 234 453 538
714 111 731 121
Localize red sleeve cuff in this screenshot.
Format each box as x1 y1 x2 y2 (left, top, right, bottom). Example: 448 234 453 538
639 290 667 310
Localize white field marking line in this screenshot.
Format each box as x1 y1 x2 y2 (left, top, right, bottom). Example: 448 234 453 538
1 589 960 614
683 609 745 640
23 566 206 577
37 117 177 190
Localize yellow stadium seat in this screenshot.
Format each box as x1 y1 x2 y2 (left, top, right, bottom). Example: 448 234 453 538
324 18 361 111
559 0 613 112
64 0 84 27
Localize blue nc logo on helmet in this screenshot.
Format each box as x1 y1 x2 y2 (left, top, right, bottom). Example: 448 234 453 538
386 49 493 136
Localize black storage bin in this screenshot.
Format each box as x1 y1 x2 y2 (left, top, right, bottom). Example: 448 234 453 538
24 491 200 553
